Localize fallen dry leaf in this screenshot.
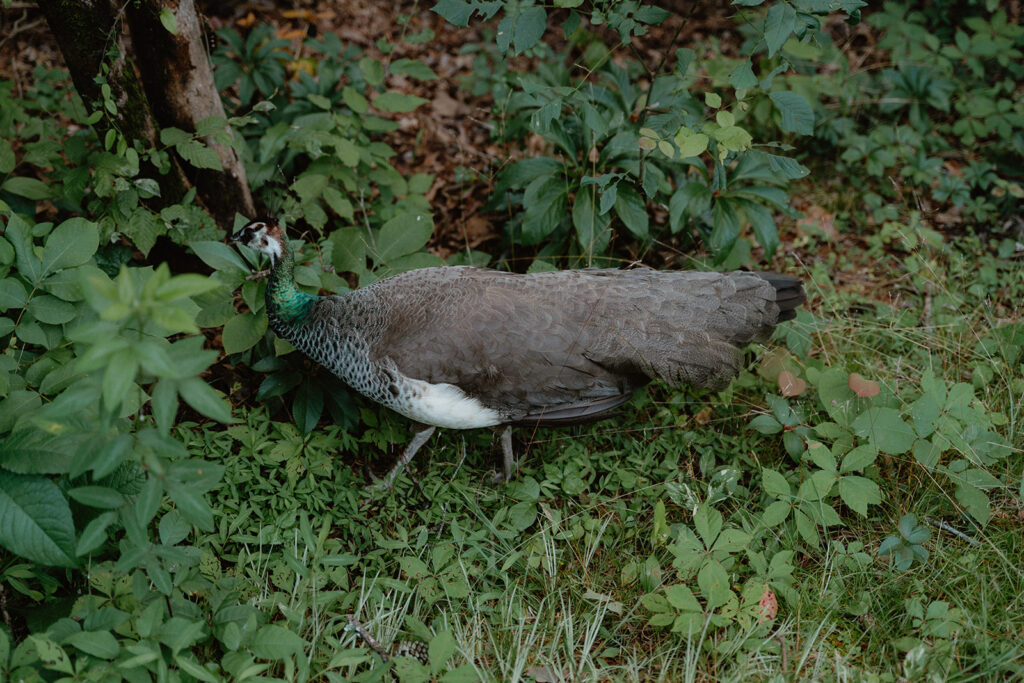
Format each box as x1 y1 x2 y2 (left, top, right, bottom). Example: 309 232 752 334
848 373 880 398
758 587 778 623
693 406 713 425
778 370 807 397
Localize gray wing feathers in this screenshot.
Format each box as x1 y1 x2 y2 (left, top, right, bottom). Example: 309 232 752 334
356 267 790 421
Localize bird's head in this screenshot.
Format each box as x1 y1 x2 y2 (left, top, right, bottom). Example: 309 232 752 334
230 218 285 263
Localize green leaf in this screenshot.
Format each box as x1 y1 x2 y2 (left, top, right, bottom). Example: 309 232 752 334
762 469 790 498
432 0 474 26
41 217 99 276
673 127 709 158
178 377 233 423
63 630 120 660
391 58 438 81
0 278 28 311
342 86 369 114
373 92 429 113
159 8 178 34
175 139 222 170
292 381 323 434
155 274 219 302
513 6 547 54
375 212 434 263
710 199 741 257
955 484 989 524
165 479 214 531
840 444 878 473
429 630 456 673
0 139 14 173
330 227 367 274
693 504 722 548
764 2 797 57
31 636 73 674
222 312 268 354
697 560 731 608
0 471 76 567
838 475 881 516
769 91 815 135
191 241 249 273
68 486 125 509
614 184 648 238
728 61 758 89
852 407 916 455
250 624 306 660
75 511 117 556
738 198 779 257
27 295 76 324
1 177 52 200
573 185 611 256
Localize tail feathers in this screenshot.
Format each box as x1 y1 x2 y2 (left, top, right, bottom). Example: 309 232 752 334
754 272 805 322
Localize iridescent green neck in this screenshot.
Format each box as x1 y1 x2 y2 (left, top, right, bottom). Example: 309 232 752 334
267 241 315 326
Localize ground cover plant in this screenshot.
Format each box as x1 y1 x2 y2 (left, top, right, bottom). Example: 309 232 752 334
0 0 1021 680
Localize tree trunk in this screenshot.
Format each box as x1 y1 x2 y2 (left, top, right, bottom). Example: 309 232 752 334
36 0 254 229
35 0 191 207
124 0 255 226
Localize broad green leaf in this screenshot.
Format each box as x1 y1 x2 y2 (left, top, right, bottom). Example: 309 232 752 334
0 278 27 311
697 560 731 608
673 127 709 158
41 217 99 276
762 469 790 498
710 199 741 258
27 295 76 324
191 241 249 273
0 471 76 567
764 2 797 57
955 484 989 524
613 184 648 238
293 381 323 434
31 636 73 674
178 377 233 423
76 511 117 556
250 624 306 660
0 139 14 173
838 475 881 516
330 227 367 274
432 0 474 26
769 91 815 135
728 61 758 89
155 274 219 302
68 486 125 509
375 212 434 263
166 479 214 531
390 58 438 81
852 407 916 455
175 139 222 170
665 584 700 611
159 8 177 34
573 185 611 257
513 6 547 54
222 312 268 354
840 444 878 473
373 92 429 113
63 630 120 660
1 177 52 200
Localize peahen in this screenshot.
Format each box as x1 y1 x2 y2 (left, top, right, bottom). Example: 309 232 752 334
229 218 805 486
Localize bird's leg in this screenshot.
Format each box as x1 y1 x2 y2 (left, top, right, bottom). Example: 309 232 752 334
377 425 436 489
499 425 516 483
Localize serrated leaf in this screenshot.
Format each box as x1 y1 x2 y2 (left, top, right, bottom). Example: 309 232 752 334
764 2 797 57
0 471 76 567
838 475 881 516
769 91 815 135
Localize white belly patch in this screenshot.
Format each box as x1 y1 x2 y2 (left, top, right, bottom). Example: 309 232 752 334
400 378 503 429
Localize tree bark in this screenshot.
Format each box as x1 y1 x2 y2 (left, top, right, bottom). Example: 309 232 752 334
36 0 254 228
124 0 255 226
35 0 190 207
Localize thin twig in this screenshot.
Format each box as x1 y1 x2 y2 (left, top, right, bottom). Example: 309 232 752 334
927 518 981 547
